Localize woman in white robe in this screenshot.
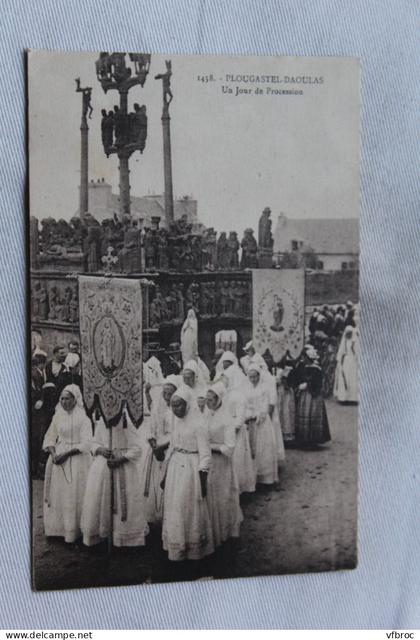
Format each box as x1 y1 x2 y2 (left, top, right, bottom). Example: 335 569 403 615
181 359 210 409
222 364 256 494
141 375 178 524
143 354 165 414
162 385 214 561
42 384 93 543
258 367 286 466
180 309 198 365
213 350 244 386
80 412 149 547
245 366 279 486
205 382 243 547
334 325 359 403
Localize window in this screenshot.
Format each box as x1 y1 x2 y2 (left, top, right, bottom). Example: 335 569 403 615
291 240 298 251
341 262 348 270
316 261 324 270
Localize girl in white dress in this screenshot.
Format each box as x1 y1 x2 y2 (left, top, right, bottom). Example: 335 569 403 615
42 384 93 543
222 365 256 494
162 385 214 561
245 367 279 486
258 366 286 467
142 375 178 523
205 382 243 547
334 325 359 403
80 412 149 547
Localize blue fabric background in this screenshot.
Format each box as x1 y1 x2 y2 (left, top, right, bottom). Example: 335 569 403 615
0 0 418 630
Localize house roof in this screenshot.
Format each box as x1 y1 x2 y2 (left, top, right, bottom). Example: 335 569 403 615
79 180 198 226
109 194 198 222
273 215 359 255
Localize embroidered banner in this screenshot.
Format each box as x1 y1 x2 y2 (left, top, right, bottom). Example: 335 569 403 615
78 276 143 427
252 269 305 361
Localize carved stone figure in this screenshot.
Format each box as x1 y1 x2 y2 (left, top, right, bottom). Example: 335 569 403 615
157 228 169 270
228 281 237 315
95 52 112 81
32 281 48 320
240 228 258 269
60 287 74 323
128 53 151 86
69 216 84 250
101 109 114 155
258 207 274 249
129 103 147 152
175 283 185 320
165 285 178 322
87 226 103 272
191 236 203 271
144 228 158 271
170 213 191 238
169 243 182 271
119 223 141 272
69 288 79 324
202 281 216 316
219 280 230 316
233 280 245 316
110 52 130 84
154 60 173 113
202 228 217 270
227 231 240 270
75 78 93 119
40 217 58 252
149 286 167 327
113 105 129 148
48 285 64 321
242 281 252 317
181 244 194 272
186 282 200 313
216 232 229 270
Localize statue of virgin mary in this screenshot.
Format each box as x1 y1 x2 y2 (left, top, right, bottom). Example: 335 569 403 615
180 308 198 365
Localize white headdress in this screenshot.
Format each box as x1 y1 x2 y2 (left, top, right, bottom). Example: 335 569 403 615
64 353 80 370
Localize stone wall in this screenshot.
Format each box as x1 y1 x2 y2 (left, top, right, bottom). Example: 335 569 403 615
31 268 358 365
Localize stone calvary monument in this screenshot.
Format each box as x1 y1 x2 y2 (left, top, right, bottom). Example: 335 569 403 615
29 53 359 370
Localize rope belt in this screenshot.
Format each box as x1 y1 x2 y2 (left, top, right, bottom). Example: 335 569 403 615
44 462 52 506
144 449 153 498
173 447 198 454
113 465 127 522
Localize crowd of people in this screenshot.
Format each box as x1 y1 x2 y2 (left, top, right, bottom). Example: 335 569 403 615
307 301 360 398
31 305 359 565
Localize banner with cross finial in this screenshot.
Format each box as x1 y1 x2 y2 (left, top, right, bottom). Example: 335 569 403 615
78 275 143 427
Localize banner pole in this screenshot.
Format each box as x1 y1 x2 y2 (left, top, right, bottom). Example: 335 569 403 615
108 424 113 554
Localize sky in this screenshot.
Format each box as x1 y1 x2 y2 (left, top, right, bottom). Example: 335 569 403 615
28 51 359 237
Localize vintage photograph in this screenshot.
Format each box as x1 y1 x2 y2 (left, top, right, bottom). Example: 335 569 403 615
28 50 360 590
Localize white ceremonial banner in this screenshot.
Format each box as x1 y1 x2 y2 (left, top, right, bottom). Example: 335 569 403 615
252 268 305 361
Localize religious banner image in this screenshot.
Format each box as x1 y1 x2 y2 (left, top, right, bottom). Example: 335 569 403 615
78 275 143 426
28 50 360 590
252 269 305 361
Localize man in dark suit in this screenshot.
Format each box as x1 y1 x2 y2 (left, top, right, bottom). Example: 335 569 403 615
44 345 67 425
30 353 47 478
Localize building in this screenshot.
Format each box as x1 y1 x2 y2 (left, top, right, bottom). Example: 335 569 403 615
273 213 359 271
77 179 201 230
